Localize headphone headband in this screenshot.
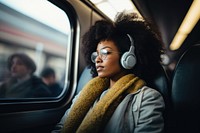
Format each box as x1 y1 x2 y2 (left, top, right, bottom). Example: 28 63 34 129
127 34 134 46
120 34 136 69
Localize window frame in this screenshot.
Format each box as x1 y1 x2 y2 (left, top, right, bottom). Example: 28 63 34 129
0 0 80 113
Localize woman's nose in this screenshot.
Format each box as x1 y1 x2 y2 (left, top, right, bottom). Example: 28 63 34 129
95 55 102 63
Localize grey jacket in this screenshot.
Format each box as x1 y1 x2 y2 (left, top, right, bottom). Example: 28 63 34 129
52 86 165 133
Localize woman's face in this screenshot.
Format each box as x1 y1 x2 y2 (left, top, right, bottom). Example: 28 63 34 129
10 57 31 79
94 40 125 79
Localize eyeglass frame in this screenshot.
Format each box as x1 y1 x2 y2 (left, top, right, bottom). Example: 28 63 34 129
91 48 121 63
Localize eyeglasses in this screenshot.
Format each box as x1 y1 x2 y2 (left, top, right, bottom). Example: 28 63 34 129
91 49 120 63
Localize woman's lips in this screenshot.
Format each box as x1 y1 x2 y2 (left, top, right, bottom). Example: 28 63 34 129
96 66 104 72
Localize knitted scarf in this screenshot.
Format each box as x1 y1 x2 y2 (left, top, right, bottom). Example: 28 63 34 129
62 74 145 133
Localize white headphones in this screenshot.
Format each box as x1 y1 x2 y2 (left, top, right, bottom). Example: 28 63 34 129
120 34 137 69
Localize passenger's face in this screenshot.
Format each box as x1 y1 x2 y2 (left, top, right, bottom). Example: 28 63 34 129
95 40 124 78
10 57 31 78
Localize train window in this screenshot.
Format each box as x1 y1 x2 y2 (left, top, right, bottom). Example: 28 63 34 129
0 0 71 99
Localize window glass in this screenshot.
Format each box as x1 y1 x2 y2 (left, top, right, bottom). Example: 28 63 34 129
0 0 71 99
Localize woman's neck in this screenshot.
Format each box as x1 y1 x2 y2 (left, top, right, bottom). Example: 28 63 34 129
109 71 128 88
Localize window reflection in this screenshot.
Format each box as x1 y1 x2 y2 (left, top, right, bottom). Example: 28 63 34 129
40 67 62 97
0 53 52 98
0 0 71 99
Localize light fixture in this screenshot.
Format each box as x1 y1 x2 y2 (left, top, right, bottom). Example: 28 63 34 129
170 0 200 50
89 0 141 21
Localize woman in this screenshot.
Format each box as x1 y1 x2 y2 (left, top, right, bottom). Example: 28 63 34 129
52 12 165 133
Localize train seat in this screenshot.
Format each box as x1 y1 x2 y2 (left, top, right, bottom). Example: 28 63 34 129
142 64 171 133
171 44 200 133
76 66 93 95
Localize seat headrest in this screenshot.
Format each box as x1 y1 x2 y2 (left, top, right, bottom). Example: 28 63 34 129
172 44 200 109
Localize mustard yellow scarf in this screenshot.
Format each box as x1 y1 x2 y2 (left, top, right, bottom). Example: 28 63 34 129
62 74 145 133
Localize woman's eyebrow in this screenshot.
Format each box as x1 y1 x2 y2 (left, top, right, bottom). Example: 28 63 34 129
100 46 112 50
96 46 113 52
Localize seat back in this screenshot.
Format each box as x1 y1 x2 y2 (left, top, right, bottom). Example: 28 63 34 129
144 64 171 133
76 66 93 94
145 65 170 107
171 44 200 133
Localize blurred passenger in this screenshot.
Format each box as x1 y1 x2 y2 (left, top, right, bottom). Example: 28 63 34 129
0 53 51 98
40 67 62 97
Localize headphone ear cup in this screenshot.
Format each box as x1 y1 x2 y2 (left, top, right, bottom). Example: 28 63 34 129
121 52 136 69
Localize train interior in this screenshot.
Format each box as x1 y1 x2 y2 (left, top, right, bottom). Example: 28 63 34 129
0 0 200 132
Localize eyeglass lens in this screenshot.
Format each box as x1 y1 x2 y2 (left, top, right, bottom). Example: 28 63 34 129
91 49 108 63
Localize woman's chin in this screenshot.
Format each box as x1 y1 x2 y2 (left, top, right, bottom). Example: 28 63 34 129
98 73 106 78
